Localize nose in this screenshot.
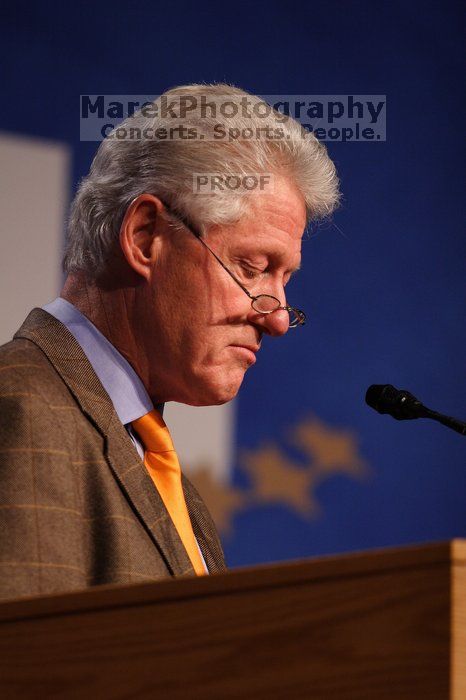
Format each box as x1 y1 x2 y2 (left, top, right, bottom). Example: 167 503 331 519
248 306 290 337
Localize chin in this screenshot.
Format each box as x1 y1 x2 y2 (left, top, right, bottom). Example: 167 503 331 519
186 369 245 407
188 384 240 407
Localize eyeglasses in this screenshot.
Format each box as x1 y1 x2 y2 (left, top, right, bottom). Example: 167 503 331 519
162 203 306 328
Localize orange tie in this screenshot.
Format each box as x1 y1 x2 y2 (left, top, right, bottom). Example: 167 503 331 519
131 409 206 576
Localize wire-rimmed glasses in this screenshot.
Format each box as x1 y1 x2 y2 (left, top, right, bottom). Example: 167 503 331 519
162 202 306 328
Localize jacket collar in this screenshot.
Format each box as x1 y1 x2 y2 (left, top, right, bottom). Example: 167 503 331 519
14 308 196 578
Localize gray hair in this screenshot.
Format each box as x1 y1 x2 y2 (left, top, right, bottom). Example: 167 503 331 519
63 83 340 276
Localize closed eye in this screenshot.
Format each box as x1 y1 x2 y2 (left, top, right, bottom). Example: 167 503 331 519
241 263 299 287
240 263 266 281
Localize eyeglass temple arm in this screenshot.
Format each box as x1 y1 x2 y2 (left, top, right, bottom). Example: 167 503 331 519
197 241 304 321
162 201 255 300
195 236 256 299
194 239 304 322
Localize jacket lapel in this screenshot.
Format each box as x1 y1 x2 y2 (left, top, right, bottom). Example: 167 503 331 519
183 475 226 574
14 308 195 578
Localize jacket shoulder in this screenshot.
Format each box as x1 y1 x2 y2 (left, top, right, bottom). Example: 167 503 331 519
0 337 70 399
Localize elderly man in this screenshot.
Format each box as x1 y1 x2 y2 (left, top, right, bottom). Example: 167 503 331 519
0 84 339 599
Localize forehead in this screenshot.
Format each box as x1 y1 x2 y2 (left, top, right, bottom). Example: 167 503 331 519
224 176 306 263
249 175 306 235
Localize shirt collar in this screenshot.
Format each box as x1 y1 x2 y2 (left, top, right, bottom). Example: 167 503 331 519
42 297 154 425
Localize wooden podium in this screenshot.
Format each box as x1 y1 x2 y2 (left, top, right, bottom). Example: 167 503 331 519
0 540 464 699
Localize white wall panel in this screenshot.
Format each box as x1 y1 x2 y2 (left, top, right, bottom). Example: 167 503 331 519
0 132 70 344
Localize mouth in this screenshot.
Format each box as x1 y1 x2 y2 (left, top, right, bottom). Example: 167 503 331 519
230 344 260 365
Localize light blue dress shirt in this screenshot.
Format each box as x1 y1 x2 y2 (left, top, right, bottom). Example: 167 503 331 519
43 297 152 459
42 297 208 572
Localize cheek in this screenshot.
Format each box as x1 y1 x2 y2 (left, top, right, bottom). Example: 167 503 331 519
151 263 202 330
189 282 248 333
153 261 250 364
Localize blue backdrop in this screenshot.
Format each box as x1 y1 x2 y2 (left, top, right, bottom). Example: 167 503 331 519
1 0 464 567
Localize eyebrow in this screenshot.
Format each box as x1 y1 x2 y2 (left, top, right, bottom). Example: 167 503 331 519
271 253 302 276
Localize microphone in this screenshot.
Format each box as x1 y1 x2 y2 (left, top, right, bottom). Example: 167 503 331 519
365 384 466 436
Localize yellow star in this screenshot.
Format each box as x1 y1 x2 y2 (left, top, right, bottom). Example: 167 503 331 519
291 416 369 479
241 444 320 517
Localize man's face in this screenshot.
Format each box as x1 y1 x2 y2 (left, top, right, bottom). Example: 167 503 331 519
138 176 306 406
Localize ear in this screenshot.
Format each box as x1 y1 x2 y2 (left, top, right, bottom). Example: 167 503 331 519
119 194 166 281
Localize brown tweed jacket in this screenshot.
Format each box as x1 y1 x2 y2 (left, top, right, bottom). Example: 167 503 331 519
0 308 226 601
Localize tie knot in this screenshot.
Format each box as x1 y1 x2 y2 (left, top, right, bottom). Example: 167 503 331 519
131 409 174 453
